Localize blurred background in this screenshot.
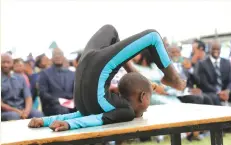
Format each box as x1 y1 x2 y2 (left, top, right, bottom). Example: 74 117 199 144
1 0 231 59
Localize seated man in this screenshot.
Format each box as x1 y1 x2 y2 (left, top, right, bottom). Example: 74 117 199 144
167 45 214 105
39 48 76 116
1 53 43 121
196 40 231 105
29 25 185 131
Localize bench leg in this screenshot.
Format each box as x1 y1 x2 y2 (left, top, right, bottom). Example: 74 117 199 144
210 129 223 145
171 133 181 145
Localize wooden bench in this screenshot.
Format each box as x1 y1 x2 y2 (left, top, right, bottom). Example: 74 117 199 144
1 104 231 145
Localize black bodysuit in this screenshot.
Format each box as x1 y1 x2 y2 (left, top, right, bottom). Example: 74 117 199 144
42 25 172 129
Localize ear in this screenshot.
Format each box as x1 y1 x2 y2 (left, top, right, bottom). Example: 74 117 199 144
139 91 146 103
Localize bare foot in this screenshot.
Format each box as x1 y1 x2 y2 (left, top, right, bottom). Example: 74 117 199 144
160 64 186 91
161 76 186 91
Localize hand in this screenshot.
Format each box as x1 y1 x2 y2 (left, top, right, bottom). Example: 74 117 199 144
49 121 70 132
14 109 23 116
191 51 201 64
152 83 168 95
190 88 202 95
198 51 205 60
21 110 30 119
182 59 192 69
28 118 44 128
218 90 230 101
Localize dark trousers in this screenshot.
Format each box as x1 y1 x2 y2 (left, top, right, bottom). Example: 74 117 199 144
42 104 76 116
1 109 44 121
203 93 221 105
178 95 203 104
178 94 218 105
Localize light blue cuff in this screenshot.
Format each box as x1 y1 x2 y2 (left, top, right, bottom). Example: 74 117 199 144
65 113 103 130
42 111 82 127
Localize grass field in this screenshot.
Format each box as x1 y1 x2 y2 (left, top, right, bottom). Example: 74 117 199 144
123 133 231 145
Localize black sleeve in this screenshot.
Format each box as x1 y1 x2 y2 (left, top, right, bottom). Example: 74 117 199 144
102 107 136 125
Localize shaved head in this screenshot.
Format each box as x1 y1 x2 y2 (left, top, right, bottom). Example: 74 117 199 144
52 48 65 67
210 40 221 59
118 72 152 117
1 53 13 74
118 72 152 98
211 40 221 49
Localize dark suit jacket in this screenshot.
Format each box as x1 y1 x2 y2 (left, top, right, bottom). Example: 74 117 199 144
196 57 231 93
38 66 75 107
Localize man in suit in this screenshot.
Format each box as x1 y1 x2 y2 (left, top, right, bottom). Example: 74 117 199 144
196 40 231 105
39 48 76 116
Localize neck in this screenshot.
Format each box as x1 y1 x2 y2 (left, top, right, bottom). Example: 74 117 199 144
211 55 219 60
54 64 63 68
2 71 11 77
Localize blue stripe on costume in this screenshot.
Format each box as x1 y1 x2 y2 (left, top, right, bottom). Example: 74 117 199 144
97 32 171 112
65 114 103 130
42 111 82 127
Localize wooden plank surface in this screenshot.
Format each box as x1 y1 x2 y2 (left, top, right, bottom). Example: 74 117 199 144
1 104 231 145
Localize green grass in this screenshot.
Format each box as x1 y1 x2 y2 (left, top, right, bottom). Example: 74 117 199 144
123 133 231 145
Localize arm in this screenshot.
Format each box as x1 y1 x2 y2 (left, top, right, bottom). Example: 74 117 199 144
42 111 82 127
1 101 21 113
65 108 135 130
124 61 162 93
23 78 33 114
123 61 139 73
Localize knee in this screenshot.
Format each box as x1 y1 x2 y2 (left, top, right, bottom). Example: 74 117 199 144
203 95 214 105
30 110 44 118
101 24 116 30
1 112 20 121
57 107 70 115
144 29 157 34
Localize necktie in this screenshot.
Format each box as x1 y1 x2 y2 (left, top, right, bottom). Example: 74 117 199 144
214 61 222 92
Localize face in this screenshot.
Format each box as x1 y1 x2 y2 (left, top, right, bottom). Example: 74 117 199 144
1 55 13 74
132 54 142 63
211 42 221 59
24 63 33 75
52 48 64 66
170 47 181 62
192 42 198 53
13 61 24 73
39 56 49 68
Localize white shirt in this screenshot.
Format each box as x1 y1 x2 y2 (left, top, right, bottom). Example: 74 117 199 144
210 55 221 68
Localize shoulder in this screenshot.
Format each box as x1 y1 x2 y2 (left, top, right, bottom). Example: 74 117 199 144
221 58 230 64
12 73 24 80
40 67 52 75
44 67 53 72
65 68 75 75
197 57 209 66
12 74 26 84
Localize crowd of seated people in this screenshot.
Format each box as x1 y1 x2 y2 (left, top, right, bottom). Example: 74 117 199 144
1 48 82 121
1 39 231 143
